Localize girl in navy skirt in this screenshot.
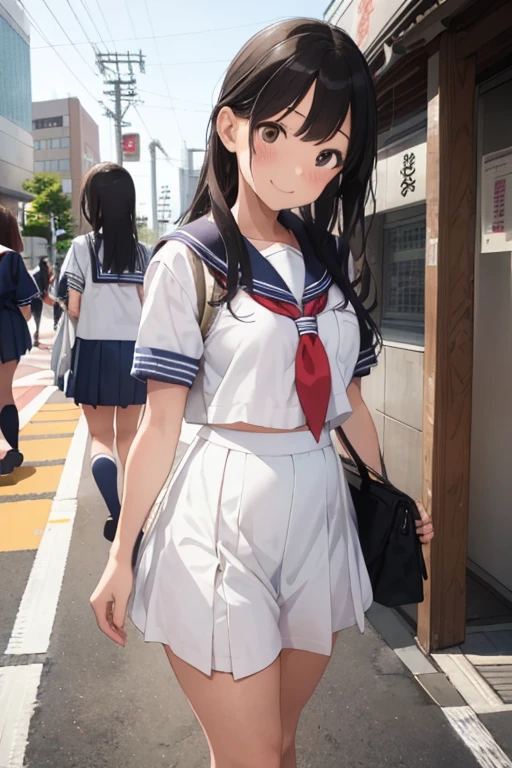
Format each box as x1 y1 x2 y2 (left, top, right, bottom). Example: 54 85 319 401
64 162 148 540
0 206 39 475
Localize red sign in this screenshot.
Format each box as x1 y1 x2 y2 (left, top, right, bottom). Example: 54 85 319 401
123 133 140 162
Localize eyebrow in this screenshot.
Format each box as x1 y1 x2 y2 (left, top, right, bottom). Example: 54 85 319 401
292 109 350 141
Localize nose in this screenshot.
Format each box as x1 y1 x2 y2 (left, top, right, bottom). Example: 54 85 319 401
295 166 303 176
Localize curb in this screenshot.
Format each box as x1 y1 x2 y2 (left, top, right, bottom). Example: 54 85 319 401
367 604 512 767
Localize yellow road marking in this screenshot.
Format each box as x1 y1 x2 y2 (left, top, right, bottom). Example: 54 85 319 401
21 420 78 437
0 464 65 496
48 518 71 524
31 411 80 423
1 499 52 551
21 437 72 463
38 403 79 412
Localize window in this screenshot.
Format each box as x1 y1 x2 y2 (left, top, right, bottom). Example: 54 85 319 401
58 159 70 171
0 18 31 130
381 207 426 346
32 116 64 130
48 159 59 171
50 138 60 149
61 137 70 148
34 161 45 172
63 115 70 127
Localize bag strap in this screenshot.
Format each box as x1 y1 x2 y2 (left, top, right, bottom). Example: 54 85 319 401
184 248 220 339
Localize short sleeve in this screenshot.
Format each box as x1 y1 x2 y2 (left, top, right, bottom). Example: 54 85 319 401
65 241 86 293
136 243 150 274
14 253 40 306
131 242 204 388
353 341 378 378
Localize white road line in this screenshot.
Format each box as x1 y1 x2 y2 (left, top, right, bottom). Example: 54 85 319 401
18 385 57 430
6 415 88 656
0 665 43 768
443 706 512 768
13 370 55 388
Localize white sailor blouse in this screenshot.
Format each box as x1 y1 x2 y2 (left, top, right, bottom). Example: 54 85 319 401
132 212 378 438
64 234 149 342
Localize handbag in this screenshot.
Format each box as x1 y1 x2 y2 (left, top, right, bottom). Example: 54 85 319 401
336 425 428 608
51 311 76 388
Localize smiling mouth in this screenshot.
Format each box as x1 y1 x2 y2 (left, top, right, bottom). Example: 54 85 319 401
270 179 294 194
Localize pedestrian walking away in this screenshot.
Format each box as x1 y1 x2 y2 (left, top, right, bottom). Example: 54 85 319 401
0 205 39 475
63 162 149 545
90 19 435 768
30 256 54 347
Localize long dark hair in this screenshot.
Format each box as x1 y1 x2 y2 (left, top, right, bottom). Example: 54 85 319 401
181 18 380 347
0 205 23 253
38 257 51 295
80 162 139 273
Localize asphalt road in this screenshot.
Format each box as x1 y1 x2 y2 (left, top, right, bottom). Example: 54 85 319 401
15 447 482 768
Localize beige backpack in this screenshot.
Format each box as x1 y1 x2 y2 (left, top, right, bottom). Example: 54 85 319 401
184 250 223 339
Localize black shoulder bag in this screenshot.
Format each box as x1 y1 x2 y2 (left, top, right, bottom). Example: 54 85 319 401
336 426 428 608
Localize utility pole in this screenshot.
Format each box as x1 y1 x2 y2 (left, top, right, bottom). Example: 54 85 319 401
157 185 171 237
149 139 169 232
96 52 145 165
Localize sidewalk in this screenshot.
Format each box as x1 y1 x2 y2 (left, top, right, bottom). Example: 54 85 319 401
13 304 56 414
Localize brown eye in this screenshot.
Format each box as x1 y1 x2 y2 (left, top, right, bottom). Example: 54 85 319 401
316 150 343 169
258 123 282 144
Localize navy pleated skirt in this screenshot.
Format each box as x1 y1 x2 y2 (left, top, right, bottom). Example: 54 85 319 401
66 338 147 408
0 307 32 363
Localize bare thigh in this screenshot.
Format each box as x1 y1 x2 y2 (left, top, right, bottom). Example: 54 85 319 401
82 405 115 459
115 405 143 468
280 634 338 766
163 646 282 768
0 359 17 408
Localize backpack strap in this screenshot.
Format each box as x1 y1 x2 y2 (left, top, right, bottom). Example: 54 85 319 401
154 216 226 339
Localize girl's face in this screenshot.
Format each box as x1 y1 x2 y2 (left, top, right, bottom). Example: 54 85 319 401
223 82 351 211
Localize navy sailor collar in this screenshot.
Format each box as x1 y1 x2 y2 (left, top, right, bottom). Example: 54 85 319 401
163 211 332 308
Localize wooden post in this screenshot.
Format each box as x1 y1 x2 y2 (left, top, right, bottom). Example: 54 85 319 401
418 33 477 651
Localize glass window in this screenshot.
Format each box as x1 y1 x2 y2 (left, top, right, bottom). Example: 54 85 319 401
63 115 70 127
61 137 70 148
48 159 59 171
58 159 70 171
51 138 60 149
0 18 31 130
381 209 426 346
34 161 45 172
32 116 64 130
34 141 40 150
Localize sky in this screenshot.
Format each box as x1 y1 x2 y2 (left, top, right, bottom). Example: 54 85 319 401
25 0 330 227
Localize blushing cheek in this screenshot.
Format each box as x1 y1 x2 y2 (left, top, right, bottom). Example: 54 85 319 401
253 135 276 165
303 167 335 197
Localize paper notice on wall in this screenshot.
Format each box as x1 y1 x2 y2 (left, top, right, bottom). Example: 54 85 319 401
481 148 512 252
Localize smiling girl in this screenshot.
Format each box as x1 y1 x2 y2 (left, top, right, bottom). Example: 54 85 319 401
90 18 433 768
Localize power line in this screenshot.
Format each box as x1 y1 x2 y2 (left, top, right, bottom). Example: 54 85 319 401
65 0 96 52
77 0 107 49
142 0 183 140
32 17 288 49
91 0 116 50
139 104 210 113
39 0 98 77
146 59 231 68
138 88 211 107
18 0 100 105
124 0 138 40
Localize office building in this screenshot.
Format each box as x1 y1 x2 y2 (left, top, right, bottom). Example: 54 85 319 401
32 98 100 234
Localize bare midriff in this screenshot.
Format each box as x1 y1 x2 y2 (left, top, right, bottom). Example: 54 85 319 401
209 422 310 434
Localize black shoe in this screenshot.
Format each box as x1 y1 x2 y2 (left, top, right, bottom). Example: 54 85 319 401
0 449 24 476
103 516 117 542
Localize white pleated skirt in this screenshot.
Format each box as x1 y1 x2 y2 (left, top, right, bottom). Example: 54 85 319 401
129 425 373 681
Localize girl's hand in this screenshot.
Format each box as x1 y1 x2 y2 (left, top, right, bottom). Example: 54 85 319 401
415 501 434 544
90 555 133 646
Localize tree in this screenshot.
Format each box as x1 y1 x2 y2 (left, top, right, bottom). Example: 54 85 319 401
22 173 75 242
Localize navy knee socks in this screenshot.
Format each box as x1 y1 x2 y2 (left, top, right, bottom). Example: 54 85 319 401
0 405 20 451
91 454 121 522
